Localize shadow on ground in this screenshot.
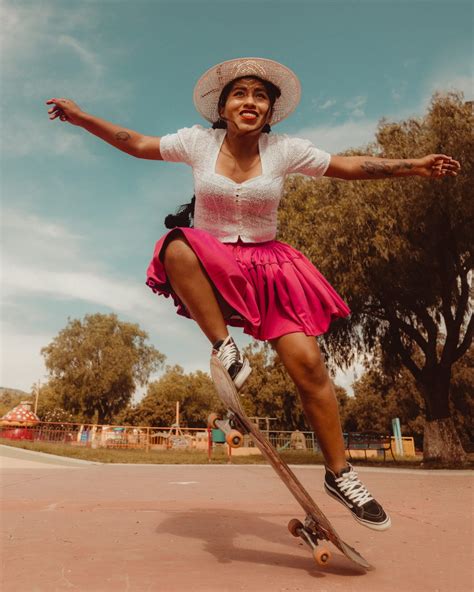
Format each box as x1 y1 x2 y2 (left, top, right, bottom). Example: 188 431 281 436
155 507 367 578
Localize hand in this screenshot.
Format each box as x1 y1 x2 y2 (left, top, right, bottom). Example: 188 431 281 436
416 154 461 178
45 98 84 127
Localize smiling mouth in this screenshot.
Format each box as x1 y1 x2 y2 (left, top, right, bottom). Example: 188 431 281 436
240 111 258 120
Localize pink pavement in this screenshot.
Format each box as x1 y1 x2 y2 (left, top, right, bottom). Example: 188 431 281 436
1 445 472 592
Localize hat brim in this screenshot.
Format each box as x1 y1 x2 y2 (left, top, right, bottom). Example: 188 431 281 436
193 57 301 126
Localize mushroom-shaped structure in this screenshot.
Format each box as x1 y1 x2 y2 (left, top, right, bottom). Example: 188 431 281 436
0 400 40 440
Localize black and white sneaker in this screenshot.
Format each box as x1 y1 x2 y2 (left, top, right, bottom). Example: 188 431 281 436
324 464 391 531
212 335 252 391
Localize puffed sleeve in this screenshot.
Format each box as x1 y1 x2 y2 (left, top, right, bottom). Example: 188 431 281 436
285 136 331 177
159 125 205 165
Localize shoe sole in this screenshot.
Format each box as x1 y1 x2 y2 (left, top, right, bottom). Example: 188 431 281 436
234 359 252 391
324 484 392 531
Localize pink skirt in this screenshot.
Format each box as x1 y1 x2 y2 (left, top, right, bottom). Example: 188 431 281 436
146 228 350 341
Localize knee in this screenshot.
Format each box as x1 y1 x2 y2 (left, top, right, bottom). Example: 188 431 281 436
292 349 329 394
163 236 198 272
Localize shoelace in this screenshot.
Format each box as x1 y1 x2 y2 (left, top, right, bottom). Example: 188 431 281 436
335 470 374 507
217 339 240 370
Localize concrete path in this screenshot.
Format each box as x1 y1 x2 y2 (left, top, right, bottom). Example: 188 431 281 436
1 445 472 592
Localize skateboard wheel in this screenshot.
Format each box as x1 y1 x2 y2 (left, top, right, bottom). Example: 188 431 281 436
313 547 331 566
226 429 244 448
207 413 220 428
288 519 304 537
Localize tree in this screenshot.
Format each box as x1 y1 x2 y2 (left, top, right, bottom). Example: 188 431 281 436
240 342 349 431
345 344 473 451
240 342 305 430
120 365 222 427
0 389 31 418
41 313 165 423
278 92 473 462
344 364 426 447
33 382 66 421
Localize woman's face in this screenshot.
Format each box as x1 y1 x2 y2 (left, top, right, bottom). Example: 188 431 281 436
219 77 272 134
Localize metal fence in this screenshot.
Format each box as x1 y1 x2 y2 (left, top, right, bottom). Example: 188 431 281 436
0 421 321 453
0 422 415 457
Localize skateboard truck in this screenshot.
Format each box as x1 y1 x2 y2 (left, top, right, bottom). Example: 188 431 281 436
207 412 247 448
288 517 332 566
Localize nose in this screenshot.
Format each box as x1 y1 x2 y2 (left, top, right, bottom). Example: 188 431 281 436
242 93 257 108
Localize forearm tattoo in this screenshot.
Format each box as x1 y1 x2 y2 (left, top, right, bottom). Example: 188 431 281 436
115 131 131 142
361 160 413 177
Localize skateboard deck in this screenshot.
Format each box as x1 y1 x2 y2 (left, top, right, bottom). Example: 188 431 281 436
210 356 372 570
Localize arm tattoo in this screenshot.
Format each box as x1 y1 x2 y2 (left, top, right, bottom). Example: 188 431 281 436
115 131 131 142
361 160 414 177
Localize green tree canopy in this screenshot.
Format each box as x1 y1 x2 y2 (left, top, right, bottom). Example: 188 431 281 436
0 389 31 418
41 313 165 423
119 365 221 428
278 91 473 462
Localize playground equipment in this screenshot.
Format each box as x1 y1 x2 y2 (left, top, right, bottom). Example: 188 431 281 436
0 401 40 440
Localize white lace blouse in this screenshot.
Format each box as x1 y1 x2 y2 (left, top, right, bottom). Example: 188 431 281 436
160 125 331 243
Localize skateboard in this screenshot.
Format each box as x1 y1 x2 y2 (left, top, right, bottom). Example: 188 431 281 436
209 356 372 570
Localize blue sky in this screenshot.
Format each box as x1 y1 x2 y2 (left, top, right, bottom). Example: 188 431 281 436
1 0 472 396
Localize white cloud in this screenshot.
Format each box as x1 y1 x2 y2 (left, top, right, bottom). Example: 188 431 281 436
1 2 98 73
1 1 134 159
2 113 97 159
425 73 473 103
58 34 104 78
1 206 181 329
419 54 472 108
3 258 157 317
344 95 367 118
312 98 337 111
0 322 49 391
0 205 188 390
294 118 379 153
4 208 83 241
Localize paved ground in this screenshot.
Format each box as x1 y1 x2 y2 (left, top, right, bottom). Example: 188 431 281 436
1 445 472 592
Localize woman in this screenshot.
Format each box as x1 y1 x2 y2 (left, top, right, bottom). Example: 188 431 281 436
46 57 460 532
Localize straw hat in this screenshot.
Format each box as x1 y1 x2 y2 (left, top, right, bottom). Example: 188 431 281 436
193 57 301 126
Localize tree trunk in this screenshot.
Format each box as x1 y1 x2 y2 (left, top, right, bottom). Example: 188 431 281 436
423 417 467 463
417 365 467 463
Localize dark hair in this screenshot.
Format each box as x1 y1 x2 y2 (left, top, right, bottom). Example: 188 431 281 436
164 195 196 229
164 76 281 229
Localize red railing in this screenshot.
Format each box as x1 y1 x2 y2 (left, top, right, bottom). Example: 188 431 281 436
0 421 210 451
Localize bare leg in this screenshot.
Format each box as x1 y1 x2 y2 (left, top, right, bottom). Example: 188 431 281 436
270 332 347 474
163 234 230 344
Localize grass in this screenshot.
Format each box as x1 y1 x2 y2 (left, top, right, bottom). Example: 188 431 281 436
0 438 316 464
0 437 441 467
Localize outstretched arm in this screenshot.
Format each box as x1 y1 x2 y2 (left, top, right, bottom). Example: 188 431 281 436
325 154 461 180
45 97 163 160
